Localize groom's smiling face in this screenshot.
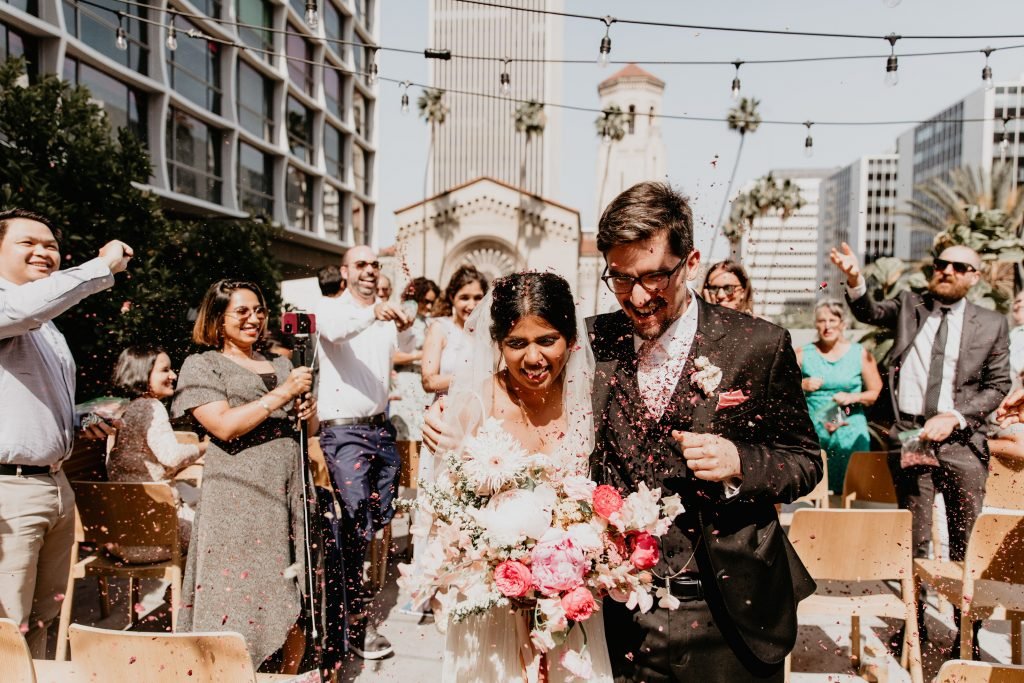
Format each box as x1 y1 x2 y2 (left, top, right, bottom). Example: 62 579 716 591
605 230 700 340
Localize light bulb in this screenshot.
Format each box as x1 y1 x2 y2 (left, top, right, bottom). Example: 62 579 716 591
598 35 611 68
1001 136 1010 159
304 1 319 29
884 54 899 87
166 25 177 51
731 77 740 100
367 62 378 86
401 93 409 114
115 26 128 51
983 65 994 91
602 130 611 144
499 72 510 96
804 136 814 158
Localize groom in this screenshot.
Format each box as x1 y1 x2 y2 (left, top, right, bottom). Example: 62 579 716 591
589 181 822 682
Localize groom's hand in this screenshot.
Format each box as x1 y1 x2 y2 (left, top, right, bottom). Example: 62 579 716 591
672 431 742 483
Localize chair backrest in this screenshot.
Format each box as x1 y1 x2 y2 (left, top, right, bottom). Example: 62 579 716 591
788 509 912 581
795 450 830 508
70 481 179 551
963 512 1024 584
69 624 258 683
842 451 897 506
0 618 36 683
936 659 1024 682
985 453 1024 510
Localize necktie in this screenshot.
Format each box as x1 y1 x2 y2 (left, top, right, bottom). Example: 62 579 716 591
638 340 672 420
923 306 951 418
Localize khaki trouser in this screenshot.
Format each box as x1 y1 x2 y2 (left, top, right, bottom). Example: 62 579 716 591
0 470 75 658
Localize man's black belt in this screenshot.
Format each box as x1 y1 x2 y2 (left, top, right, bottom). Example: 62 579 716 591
898 412 927 427
668 575 704 602
321 413 389 428
0 463 53 476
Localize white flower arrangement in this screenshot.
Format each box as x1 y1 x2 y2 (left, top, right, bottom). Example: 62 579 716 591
691 356 723 396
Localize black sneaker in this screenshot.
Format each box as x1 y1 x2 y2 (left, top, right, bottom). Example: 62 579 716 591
349 618 394 660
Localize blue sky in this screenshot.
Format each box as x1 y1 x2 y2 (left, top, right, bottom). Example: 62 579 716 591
376 0 1024 259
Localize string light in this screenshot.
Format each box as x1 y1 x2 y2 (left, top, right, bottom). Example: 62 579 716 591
598 16 614 68
730 60 743 100
804 121 814 158
981 47 994 91
499 58 511 96
1001 117 1012 160
367 47 379 85
400 80 411 114
115 12 128 51
165 12 177 51
884 33 900 87
304 0 319 29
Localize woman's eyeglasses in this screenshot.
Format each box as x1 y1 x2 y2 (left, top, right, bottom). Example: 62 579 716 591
225 306 268 320
704 284 741 297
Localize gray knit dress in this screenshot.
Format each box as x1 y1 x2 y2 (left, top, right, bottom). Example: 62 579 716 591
171 350 305 668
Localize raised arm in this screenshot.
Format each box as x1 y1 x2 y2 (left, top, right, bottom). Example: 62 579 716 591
830 241 901 328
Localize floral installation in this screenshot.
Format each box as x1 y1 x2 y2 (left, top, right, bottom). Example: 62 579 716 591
690 356 723 396
398 417 684 680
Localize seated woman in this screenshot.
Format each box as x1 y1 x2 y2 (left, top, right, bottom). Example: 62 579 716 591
107 346 208 562
701 260 754 314
797 299 882 490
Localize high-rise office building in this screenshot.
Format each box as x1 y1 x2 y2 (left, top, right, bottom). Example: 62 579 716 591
428 0 562 197
740 169 832 319
894 78 1024 261
818 154 899 294
0 0 377 276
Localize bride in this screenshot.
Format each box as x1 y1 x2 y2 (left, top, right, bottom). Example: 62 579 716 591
410 272 613 683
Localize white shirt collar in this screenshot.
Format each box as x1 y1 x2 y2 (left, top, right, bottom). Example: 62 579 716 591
633 290 700 354
933 297 967 316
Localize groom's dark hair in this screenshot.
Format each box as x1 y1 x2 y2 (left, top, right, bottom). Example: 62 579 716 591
596 181 693 258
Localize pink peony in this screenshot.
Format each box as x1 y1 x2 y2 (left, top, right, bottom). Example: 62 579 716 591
494 560 533 598
560 586 596 622
531 536 588 596
629 532 660 570
592 485 624 519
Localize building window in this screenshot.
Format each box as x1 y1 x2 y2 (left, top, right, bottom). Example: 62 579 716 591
237 60 273 139
1 21 39 81
352 144 366 195
286 96 313 162
286 165 313 231
351 196 365 244
286 24 315 96
168 16 222 114
6 0 38 14
63 58 147 141
354 0 372 33
628 104 636 135
353 90 366 137
192 0 221 19
323 1 347 62
323 182 341 240
63 0 148 75
166 108 222 203
238 142 273 215
236 0 272 58
324 124 347 179
324 66 342 121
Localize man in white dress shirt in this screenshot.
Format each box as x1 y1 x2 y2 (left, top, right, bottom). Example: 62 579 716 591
832 243 1010 568
315 245 411 660
0 209 132 656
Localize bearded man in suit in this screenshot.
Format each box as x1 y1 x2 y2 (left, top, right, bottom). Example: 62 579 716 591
589 181 822 682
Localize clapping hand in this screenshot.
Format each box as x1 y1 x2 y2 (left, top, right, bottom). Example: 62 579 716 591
828 242 862 287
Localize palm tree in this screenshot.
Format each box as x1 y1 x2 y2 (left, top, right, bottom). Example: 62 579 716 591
710 97 762 259
513 100 546 263
595 105 627 217
417 88 449 276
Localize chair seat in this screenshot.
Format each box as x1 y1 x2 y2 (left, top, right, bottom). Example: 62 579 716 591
798 592 910 621
33 659 87 683
915 558 1024 617
914 558 965 603
74 552 178 579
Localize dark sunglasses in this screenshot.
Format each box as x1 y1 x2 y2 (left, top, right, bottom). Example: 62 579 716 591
933 258 977 275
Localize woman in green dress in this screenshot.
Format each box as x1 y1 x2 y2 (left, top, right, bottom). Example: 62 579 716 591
797 299 883 492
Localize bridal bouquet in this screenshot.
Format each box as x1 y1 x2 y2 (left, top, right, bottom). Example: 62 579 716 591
399 417 684 678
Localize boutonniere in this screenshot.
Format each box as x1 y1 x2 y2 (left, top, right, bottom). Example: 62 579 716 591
690 356 723 396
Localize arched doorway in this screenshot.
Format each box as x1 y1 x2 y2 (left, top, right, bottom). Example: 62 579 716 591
441 238 520 285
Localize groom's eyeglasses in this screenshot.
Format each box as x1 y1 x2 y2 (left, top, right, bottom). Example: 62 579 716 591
601 260 684 294
932 258 977 275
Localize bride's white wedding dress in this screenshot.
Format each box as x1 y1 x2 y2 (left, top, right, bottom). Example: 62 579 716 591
439 419 614 683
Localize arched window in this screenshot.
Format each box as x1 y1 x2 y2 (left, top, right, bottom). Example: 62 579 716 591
628 105 636 135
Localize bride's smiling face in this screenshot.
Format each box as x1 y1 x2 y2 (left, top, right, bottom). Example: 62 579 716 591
501 315 569 392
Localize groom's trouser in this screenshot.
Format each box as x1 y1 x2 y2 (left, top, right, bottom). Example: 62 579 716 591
605 595 783 682
320 421 401 616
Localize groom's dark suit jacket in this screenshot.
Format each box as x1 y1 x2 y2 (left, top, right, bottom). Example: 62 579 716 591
588 298 822 666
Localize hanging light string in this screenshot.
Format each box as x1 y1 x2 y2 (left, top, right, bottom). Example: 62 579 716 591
78 0 1024 70
451 0 1024 42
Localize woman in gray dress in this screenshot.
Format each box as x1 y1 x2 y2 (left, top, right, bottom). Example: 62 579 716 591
172 279 316 673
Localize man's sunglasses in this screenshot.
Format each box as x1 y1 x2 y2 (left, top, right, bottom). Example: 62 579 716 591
933 258 977 275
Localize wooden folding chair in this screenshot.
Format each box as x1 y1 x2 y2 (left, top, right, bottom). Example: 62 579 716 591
68 624 294 682
842 451 897 508
0 618 82 683
787 509 923 683
935 659 1024 682
985 451 1024 511
55 481 182 660
914 512 1024 664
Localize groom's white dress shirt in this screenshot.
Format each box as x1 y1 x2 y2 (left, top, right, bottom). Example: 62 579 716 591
634 294 699 420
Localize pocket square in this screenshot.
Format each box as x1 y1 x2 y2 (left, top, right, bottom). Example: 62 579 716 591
716 390 749 411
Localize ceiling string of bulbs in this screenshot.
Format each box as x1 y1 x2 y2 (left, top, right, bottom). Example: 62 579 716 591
75 0 1023 159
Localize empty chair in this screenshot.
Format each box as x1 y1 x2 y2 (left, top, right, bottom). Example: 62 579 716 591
68 624 294 682
0 617 81 683
842 450 897 508
787 508 923 683
55 481 182 660
914 511 1024 663
984 451 1024 511
935 659 1024 682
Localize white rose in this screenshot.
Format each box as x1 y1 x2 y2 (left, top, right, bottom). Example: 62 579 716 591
561 475 598 501
566 522 603 553
475 488 553 545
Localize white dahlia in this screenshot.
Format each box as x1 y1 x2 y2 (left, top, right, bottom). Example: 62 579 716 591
461 418 529 495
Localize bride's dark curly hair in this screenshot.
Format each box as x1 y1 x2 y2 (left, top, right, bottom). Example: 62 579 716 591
489 272 577 346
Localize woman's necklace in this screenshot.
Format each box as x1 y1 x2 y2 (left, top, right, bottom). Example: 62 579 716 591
503 370 559 451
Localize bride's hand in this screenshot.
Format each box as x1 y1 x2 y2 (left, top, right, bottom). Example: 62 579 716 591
422 398 456 453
